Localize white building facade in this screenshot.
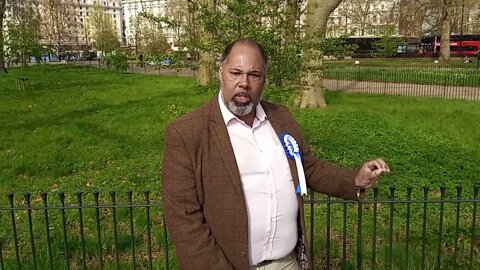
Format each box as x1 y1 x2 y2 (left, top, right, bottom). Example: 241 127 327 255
75 0 125 48
122 0 178 50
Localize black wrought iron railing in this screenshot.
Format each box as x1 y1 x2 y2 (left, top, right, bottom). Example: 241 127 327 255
0 185 478 269
323 66 480 101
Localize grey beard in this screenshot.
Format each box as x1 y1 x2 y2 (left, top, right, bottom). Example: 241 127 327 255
226 100 254 116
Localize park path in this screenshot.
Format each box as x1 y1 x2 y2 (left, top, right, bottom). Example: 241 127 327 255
73 61 480 101
324 79 480 101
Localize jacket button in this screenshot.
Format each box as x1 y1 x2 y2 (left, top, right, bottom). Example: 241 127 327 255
241 251 246 257
241 225 246 231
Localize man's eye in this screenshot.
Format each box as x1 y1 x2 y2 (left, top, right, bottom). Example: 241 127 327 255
250 74 261 80
230 71 242 76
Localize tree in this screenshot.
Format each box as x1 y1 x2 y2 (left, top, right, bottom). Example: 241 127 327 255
0 0 7 74
321 32 358 58
6 0 43 67
339 0 379 36
195 0 216 86
397 0 426 37
41 0 76 55
372 26 402 57
0 0 7 73
296 0 343 108
164 0 190 48
183 0 304 87
135 14 169 56
439 0 452 63
89 4 119 54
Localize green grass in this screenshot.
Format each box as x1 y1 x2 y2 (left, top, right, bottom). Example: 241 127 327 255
0 64 213 196
1 64 480 269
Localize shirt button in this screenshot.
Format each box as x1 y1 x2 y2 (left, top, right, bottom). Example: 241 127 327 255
241 251 247 257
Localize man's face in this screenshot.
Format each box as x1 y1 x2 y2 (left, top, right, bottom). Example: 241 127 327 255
219 43 266 117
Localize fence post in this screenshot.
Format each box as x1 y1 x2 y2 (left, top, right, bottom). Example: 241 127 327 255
326 196 331 269
468 185 479 270
94 191 104 270
25 193 37 270
357 194 363 270
421 186 429 270
76 192 87 270
388 186 396 270
8 193 21 269
110 191 120 270
41 193 53 270
371 187 379 270
127 191 136 269
309 192 315 266
59 192 70 270
453 185 462 270
144 190 153 270
443 75 447 99
435 185 446 270
163 214 170 270
405 186 413 270
342 200 348 269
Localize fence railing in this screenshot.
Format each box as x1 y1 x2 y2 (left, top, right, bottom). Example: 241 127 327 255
1 185 478 269
324 66 480 101
67 60 480 101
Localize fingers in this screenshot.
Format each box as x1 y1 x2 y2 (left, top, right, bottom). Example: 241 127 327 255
367 158 390 173
356 159 390 189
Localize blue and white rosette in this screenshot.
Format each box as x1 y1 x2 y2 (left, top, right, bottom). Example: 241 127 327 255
280 132 307 196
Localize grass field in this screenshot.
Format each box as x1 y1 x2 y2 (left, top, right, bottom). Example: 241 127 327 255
1 64 479 269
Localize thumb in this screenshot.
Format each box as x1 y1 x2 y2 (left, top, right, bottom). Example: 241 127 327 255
373 168 383 177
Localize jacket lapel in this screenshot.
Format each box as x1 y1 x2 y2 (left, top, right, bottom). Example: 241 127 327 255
209 97 244 195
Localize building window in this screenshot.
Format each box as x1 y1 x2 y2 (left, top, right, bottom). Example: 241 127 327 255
80 11 82 15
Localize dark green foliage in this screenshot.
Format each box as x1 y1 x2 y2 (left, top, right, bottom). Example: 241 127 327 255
372 26 403 58
107 51 129 72
321 33 358 59
184 0 304 87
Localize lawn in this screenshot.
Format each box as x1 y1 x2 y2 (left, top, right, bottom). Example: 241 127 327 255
0 64 479 269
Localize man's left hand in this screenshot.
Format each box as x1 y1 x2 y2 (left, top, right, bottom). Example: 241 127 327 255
355 158 390 189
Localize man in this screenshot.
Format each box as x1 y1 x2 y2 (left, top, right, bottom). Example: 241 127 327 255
477 50 480 69
162 38 389 270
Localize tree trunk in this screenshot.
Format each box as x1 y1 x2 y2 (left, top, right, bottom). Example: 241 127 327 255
197 51 216 86
0 0 7 74
439 0 451 63
296 0 342 108
196 0 216 86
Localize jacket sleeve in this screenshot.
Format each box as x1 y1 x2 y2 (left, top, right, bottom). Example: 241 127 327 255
162 125 234 270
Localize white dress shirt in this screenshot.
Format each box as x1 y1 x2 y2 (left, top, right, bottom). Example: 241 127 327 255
218 94 299 266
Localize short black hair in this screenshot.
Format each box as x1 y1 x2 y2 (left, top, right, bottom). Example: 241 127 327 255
221 38 268 65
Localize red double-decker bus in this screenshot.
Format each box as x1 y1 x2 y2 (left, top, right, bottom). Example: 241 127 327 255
420 34 480 57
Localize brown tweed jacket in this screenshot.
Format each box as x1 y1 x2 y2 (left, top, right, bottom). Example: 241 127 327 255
162 96 359 270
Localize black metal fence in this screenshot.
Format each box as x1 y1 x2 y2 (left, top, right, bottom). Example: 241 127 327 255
1 186 478 269
324 66 480 101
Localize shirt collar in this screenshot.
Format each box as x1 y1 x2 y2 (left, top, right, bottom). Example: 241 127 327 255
218 91 267 126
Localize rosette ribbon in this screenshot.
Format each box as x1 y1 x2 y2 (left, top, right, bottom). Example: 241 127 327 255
280 132 307 196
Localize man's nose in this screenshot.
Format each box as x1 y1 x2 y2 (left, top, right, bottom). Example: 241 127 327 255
238 73 249 88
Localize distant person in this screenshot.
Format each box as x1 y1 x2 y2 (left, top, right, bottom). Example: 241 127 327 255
477 51 480 69
139 53 144 67
463 56 472 63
